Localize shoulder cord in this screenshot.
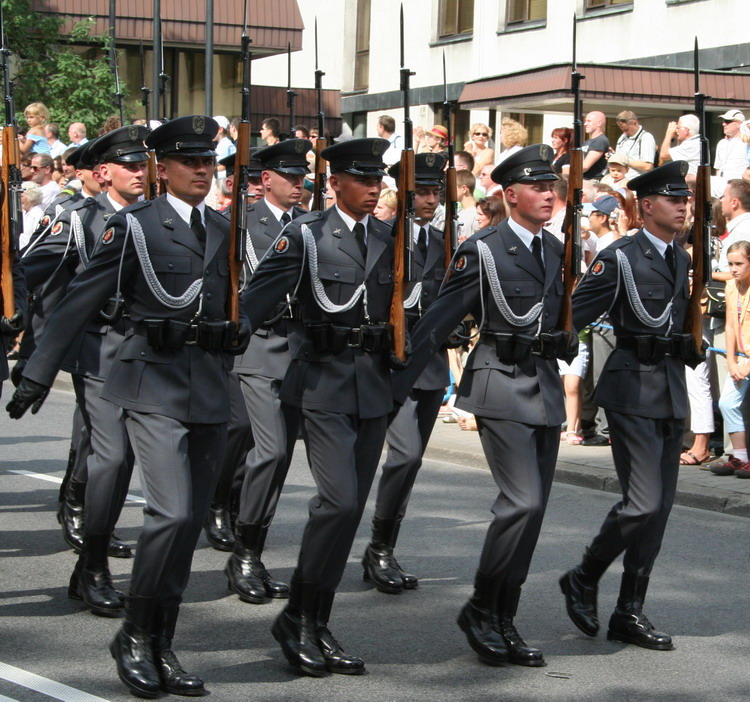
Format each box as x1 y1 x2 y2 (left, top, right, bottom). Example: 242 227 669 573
244 231 260 274
615 248 673 332
70 210 90 268
301 223 370 320
125 212 204 310
21 204 66 258
476 239 544 335
403 282 422 309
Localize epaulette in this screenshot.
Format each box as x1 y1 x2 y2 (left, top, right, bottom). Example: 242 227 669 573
69 196 98 212
121 199 151 214
294 210 324 224
473 225 497 241
607 235 635 251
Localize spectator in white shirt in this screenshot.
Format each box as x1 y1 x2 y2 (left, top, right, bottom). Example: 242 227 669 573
660 114 701 175
614 110 656 178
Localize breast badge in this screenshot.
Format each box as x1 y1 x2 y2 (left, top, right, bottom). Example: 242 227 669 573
101 227 115 245
454 255 467 272
591 260 605 276
274 236 290 254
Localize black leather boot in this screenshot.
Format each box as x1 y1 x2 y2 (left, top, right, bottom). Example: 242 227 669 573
315 590 365 675
69 532 124 617
559 547 610 636
456 573 508 665
607 573 674 650
271 578 328 677
152 604 207 696
109 594 160 698
203 504 234 552
224 523 289 603
391 519 418 589
362 517 404 594
497 586 545 667
108 532 134 559
58 478 86 553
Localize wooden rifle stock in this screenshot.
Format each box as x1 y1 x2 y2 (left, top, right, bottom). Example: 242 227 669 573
145 152 159 200
443 164 457 269
227 122 251 324
312 138 327 211
390 148 414 361
1 124 20 317
559 148 583 332
687 162 711 349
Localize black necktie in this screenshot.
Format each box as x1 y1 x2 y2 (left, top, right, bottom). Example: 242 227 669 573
531 235 544 275
281 212 291 226
353 222 367 260
190 207 206 247
665 245 676 278
418 226 428 256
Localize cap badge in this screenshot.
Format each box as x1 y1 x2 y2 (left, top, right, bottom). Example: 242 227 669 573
192 116 205 135
128 125 139 141
679 161 688 176
540 144 552 161
295 140 305 153
425 154 436 168
372 140 384 156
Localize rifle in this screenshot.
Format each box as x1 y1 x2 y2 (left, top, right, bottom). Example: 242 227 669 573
155 8 170 121
286 43 297 140
227 1 252 326
0 3 21 319
108 2 125 124
389 5 415 362
686 37 711 360
139 40 151 123
311 18 328 212
559 13 583 344
441 51 457 269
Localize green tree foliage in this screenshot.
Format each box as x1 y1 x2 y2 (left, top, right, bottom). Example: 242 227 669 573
2 0 126 136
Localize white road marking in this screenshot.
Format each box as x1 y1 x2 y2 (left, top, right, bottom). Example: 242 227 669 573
0 662 110 702
6 470 146 503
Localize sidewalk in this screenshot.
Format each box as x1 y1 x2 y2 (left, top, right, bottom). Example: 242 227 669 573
425 419 750 518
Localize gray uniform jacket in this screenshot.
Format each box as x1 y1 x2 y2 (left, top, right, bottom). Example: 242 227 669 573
23 195 237 424
1 257 27 387
572 230 690 419
239 207 395 419
232 198 306 379
394 219 566 427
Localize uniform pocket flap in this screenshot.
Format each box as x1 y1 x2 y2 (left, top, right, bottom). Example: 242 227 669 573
636 283 665 300
151 254 192 274
318 261 356 284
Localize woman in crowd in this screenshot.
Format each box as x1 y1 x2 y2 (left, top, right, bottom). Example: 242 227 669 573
474 196 506 231
496 117 528 164
463 123 495 177
20 181 45 249
374 188 398 222
551 127 573 175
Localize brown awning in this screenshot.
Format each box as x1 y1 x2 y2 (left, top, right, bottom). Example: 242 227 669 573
459 62 750 113
251 86 341 137
31 0 304 54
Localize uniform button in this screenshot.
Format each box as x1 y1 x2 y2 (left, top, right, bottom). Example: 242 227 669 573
206 292 213 299
167 263 174 270
485 360 489 365
647 291 652 297
545 312 549 317
205 269 210 276
514 287 521 293
334 272 340 278
140 352 146 357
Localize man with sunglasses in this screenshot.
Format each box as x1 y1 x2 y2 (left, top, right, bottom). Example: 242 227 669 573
30 153 61 207
714 109 747 183
614 110 656 179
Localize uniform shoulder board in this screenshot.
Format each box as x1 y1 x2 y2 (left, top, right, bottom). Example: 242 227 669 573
122 199 151 213
295 210 324 224
473 225 496 241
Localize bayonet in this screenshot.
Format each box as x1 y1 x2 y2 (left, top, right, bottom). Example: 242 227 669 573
312 17 328 211
286 42 297 139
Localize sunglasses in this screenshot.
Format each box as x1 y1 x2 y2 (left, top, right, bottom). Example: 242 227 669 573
473 132 489 137
29 165 45 171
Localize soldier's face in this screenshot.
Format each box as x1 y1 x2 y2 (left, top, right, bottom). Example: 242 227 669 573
330 172 382 219
158 155 215 205
642 195 687 236
101 161 147 201
78 168 102 195
505 181 555 228
414 185 440 223
262 170 304 210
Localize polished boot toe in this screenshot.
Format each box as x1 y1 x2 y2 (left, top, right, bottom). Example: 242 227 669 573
110 628 161 698
559 569 599 637
108 533 133 559
225 554 268 604
362 544 403 594
317 626 366 675
607 611 674 650
77 568 125 617
394 558 418 590
271 608 328 677
204 507 235 551
457 601 508 665
498 620 545 667
156 649 207 696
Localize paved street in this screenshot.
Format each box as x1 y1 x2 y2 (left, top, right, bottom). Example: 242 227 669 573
2 386 750 702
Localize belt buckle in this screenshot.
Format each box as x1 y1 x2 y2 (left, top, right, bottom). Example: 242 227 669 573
347 327 363 348
184 325 199 345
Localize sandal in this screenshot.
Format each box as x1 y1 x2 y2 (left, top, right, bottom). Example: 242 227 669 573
566 431 583 445
679 451 710 466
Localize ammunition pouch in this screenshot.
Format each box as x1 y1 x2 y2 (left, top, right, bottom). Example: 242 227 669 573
305 322 392 354
616 333 699 365
135 319 236 352
481 329 577 363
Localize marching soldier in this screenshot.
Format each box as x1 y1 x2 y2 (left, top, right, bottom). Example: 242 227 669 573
392 145 570 667
560 161 693 651
238 137 395 676
362 152 450 593
223 139 311 603
7 116 249 697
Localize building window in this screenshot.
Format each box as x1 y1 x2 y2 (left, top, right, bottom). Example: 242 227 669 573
507 0 547 24
354 0 370 92
585 0 632 8
439 0 473 37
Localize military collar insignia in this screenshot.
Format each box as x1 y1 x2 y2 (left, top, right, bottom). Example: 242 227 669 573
260 216 268 223
334 228 342 234
102 213 113 220
193 116 205 134
164 218 174 225
508 245 517 253
644 248 652 255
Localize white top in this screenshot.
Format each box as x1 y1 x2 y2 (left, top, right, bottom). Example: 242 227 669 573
718 212 750 271
669 135 701 176
616 127 656 178
714 136 748 180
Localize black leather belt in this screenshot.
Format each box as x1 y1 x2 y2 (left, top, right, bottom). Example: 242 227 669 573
305 322 392 354
616 333 695 363
134 319 234 351
480 330 578 363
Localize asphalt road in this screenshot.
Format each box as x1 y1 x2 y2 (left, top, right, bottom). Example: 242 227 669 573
2 387 749 702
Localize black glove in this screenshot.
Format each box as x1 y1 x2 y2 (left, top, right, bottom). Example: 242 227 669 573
10 357 27 387
443 319 473 350
387 333 412 371
226 323 251 356
6 377 50 419
1 312 25 336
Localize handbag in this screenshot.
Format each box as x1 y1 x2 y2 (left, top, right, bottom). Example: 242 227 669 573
703 281 726 318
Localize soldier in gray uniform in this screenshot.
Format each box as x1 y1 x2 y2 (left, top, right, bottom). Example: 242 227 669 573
239 137 396 677
8 116 249 698
393 145 573 667
560 161 694 652
224 139 311 603
362 152 451 593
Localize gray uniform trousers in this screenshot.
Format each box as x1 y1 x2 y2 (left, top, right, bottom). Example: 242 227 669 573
69 402 90 482
588 412 682 576
125 411 226 604
374 388 444 521
71 374 134 534
475 418 559 587
237 374 299 525
298 410 388 591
